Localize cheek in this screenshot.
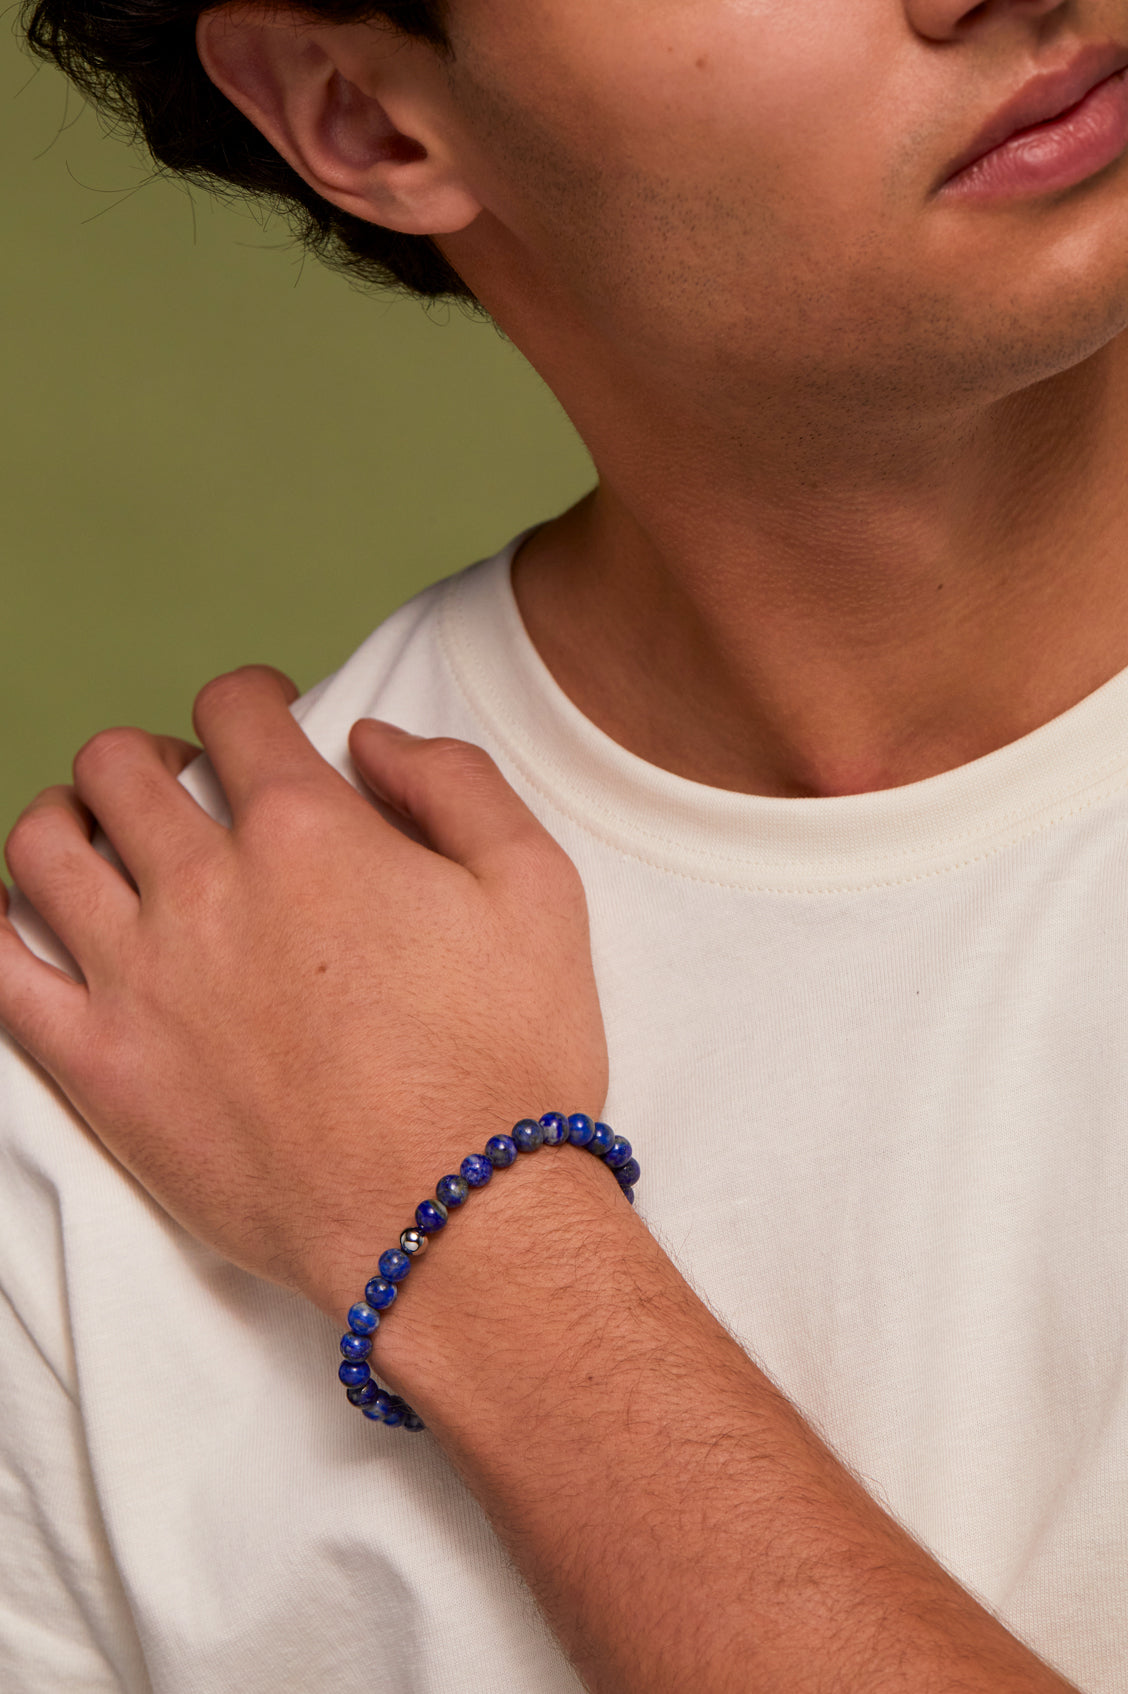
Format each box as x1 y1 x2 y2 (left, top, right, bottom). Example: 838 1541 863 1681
458 0 892 206
479 1 899 304
453 0 934 382
560 104 902 380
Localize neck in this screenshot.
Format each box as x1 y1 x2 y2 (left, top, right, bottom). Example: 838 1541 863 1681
511 331 1128 799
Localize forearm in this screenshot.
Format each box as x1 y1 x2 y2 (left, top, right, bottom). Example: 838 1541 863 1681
356 1148 1080 1694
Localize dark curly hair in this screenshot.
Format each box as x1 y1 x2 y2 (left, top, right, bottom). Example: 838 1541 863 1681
20 0 475 300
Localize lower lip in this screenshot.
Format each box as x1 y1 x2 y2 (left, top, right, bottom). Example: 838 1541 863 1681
940 66 1128 201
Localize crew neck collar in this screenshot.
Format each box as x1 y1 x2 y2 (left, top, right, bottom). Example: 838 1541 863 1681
436 537 1128 893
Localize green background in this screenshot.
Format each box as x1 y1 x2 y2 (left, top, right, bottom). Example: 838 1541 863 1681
0 11 593 842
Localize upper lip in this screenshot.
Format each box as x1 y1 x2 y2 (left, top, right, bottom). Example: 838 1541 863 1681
938 40 1128 187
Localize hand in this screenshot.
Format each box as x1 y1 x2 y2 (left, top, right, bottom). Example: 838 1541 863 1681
0 667 607 1316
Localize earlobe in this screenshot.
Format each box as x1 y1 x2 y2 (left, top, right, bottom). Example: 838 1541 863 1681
195 5 481 236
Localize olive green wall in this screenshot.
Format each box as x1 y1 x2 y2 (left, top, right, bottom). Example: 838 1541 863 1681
1 19 594 842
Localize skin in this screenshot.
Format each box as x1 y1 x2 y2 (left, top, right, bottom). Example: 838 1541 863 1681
446 0 1128 793
178 0 1128 794
2 0 1127 1686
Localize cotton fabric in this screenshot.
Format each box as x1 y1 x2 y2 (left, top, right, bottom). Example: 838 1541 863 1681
2 535 1126 1690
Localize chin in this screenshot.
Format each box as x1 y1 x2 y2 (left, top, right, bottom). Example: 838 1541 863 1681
964 277 1128 407
925 179 1128 399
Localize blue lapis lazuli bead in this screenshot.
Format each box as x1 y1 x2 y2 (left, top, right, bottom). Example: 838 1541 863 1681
347 1378 381 1407
485 1134 517 1168
402 1411 426 1432
623 1187 636 1206
436 1173 470 1207
589 1121 615 1156
379 1248 412 1281
415 1198 449 1233
539 1111 568 1146
341 1331 372 1361
339 1359 371 1388
382 1403 405 1428
604 1136 633 1169
615 1156 642 1188
347 1301 381 1335
460 1153 493 1188
567 1112 595 1147
364 1277 397 1310
513 1118 545 1152
362 1392 393 1421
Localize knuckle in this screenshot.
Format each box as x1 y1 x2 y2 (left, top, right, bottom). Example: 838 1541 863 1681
510 829 584 894
73 725 147 785
193 669 253 719
6 826 84 908
5 805 53 877
246 777 324 842
193 665 283 722
420 738 496 782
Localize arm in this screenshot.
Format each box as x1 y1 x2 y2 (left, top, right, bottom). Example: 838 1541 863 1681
0 668 1082 1694
369 1151 1081 1694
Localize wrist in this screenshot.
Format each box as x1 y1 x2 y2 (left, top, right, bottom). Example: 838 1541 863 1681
298 1107 600 1321
338 1130 647 1438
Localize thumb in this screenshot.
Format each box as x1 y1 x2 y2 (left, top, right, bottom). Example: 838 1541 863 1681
348 720 553 878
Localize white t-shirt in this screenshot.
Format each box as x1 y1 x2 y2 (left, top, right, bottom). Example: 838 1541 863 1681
2 535 1127 1693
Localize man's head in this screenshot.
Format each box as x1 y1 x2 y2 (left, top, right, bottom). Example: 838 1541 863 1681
26 0 1128 436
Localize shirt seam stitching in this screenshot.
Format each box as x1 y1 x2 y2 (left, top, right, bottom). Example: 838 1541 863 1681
437 578 1128 894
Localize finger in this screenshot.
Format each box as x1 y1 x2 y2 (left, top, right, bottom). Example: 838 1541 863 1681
72 727 225 888
190 666 338 818
3 787 136 978
153 734 203 778
348 721 555 879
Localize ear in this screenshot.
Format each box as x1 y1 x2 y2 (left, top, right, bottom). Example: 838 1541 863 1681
195 4 481 235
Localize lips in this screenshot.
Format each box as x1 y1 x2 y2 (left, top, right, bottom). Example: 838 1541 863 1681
938 40 1128 190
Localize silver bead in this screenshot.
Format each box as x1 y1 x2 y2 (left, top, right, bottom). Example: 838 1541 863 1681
400 1227 428 1256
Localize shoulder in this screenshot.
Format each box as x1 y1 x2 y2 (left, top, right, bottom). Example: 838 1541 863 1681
0 536 522 1083
181 544 519 822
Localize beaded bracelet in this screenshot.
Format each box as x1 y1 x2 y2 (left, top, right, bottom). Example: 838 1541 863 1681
338 1111 641 1431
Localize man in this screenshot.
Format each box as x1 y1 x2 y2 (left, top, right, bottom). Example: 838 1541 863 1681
0 0 1125 1687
